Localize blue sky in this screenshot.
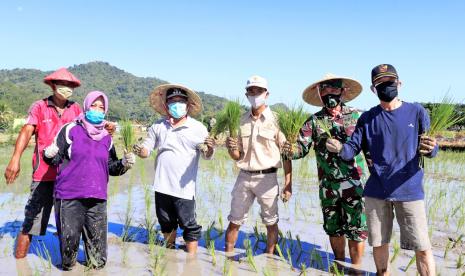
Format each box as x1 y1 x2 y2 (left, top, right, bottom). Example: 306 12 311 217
0 1 464 112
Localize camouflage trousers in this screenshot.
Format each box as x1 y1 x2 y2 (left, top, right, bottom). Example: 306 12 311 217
319 179 368 241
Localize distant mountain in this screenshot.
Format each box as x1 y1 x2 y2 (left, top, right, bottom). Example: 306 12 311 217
0 61 232 123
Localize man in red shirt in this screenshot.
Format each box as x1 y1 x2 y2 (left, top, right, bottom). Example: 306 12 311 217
4 68 82 259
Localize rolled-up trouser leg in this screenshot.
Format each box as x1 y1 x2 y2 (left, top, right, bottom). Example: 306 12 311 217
82 199 107 269
22 181 55 235
173 197 202 242
55 199 85 270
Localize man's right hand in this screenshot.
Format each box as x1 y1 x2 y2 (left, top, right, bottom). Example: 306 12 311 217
225 137 239 151
133 143 149 158
4 124 35 185
4 158 20 184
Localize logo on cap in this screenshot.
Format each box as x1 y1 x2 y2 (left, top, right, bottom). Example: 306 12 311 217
379 65 388 73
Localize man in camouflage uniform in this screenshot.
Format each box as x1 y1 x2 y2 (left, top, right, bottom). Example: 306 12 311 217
284 74 367 267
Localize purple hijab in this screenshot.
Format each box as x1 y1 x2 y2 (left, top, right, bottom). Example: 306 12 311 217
75 91 109 141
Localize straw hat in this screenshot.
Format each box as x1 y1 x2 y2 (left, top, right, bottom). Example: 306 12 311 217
302 73 362 107
149 84 202 117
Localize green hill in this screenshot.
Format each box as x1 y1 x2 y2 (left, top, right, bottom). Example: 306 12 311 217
0 61 231 123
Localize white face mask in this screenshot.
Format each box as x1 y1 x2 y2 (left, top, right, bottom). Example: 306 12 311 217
247 92 267 108
55 85 73 100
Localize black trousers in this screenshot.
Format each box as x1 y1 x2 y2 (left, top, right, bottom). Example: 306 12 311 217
155 192 202 242
55 198 107 270
22 181 54 235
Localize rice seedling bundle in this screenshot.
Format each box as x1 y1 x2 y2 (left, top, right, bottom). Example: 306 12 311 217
276 105 308 143
275 105 308 157
211 99 242 138
427 95 464 136
120 120 135 151
421 94 463 167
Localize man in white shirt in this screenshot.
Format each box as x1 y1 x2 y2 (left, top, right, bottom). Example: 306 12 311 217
134 84 214 254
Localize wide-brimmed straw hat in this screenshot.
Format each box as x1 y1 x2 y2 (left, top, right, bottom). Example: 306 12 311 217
149 84 202 117
43 68 81 88
302 73 362 107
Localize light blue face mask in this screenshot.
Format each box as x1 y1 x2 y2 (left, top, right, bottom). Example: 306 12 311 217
167 102 187 119
85 110 105 124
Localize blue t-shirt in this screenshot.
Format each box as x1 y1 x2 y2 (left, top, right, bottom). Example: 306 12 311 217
340 101 438 201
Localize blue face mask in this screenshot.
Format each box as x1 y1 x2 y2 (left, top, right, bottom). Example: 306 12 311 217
85 110 105 124
167 102 187 119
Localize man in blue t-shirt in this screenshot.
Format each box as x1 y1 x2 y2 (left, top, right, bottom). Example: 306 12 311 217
325 64 438 276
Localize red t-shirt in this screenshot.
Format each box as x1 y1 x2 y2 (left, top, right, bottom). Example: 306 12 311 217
26 96 82 182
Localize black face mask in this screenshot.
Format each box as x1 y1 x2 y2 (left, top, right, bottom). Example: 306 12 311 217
322 94 341 108
375 81 398 102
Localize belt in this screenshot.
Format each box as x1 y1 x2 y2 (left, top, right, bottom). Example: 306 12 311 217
241 167 277 174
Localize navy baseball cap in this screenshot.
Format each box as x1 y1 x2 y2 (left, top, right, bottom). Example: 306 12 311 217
166 87 188 100
371 64 398 84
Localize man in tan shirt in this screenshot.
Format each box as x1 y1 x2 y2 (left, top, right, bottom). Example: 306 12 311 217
225 75 292 254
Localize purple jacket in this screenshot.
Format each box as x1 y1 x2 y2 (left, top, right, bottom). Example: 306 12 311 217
44 122 127 200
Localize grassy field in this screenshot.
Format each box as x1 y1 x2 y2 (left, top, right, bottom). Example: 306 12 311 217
0 135 464 275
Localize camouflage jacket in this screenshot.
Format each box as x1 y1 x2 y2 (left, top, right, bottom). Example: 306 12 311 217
291 104 366 184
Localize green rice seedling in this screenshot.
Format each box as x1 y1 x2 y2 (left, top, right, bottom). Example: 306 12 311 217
286 230 296 253
34 240 52 272
325 245 330 273
275 105 308 156
295 235 305 263
427 94 464 136
277 230 286 253
121 184 136 242
212 210 225 237
150 243 167 276
32 266 41 276
204 221 215 246
331 262 344 276
144 184 158 248
315 117 333 139
211 99 242 138
223 257 232 276
120 119 135 151
457 215 465 233
262 266 274 276
300 263 307 276
444 239 452 259
209 240 217 266
275 243 286 264
404 255 416 272
421 94 464 167
452 234 464 249
243 238 258 272
286 246 294 271
457 254 465 269
252 222 267 252
390 239 400 263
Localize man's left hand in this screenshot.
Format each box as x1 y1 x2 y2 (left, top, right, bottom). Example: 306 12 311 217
419 135 437 155
326 138 342 153
203 137 215 157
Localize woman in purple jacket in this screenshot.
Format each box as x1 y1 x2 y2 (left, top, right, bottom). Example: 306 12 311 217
44 91 135 270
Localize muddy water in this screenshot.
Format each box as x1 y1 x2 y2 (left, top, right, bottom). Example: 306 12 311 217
1 148 465 275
